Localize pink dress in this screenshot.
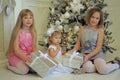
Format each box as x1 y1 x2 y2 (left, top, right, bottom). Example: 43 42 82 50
7 30 33 67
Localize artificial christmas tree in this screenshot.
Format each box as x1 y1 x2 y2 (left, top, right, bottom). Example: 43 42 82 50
39 0 116 53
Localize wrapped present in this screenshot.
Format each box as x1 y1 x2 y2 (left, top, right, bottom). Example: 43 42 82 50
62 51 83 69
26 50 59 77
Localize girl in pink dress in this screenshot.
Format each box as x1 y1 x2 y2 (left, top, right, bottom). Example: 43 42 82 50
6 9 37 74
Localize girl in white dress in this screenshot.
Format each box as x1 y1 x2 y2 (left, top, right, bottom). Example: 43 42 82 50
47 28 63 63
45 28 73 77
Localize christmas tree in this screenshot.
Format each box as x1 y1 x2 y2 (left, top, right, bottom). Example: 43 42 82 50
39 0 116 53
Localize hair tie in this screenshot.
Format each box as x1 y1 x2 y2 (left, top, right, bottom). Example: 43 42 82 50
47 27 55 36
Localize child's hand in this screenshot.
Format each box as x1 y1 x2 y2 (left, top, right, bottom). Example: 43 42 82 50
83 54 89 63
56 45 61 51
25 55 32 63
71 49 74 53
22 54 32 63
70 49 76 54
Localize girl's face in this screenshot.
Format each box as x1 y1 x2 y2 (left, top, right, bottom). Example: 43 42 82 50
22 14 33 29
89 12 100 27
50 34 61 45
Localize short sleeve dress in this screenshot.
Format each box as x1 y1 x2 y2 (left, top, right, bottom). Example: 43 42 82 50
7 30 33 66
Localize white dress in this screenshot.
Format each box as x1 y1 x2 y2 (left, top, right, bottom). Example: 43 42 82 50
48 45 63 63
45 45 73 77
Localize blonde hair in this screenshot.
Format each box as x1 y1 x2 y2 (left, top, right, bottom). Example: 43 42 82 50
85 7 104 28
7 9 36 54
51 31 61 37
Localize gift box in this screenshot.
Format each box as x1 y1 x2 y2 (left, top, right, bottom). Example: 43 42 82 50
62 51 83 69
26 50 59 77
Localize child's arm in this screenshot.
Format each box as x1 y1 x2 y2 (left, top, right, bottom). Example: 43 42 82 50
13 31 32 62
48 45 60 58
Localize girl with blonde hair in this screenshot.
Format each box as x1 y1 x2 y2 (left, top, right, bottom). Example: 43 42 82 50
6 9 37 74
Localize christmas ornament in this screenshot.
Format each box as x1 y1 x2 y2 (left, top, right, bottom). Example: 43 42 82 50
74 25 79 33
64 11 70 18
50 8 55 15
55 20 61 26
58 25 63 31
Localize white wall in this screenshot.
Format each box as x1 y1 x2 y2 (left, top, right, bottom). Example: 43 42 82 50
14 0 22 22
105 0 120 60
0 0 16 64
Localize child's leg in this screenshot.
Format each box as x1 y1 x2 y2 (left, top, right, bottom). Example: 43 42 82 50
82 60 96 73
7 61 29 75
94 58 119 75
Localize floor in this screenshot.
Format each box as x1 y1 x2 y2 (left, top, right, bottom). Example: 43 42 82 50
0 54 120 80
